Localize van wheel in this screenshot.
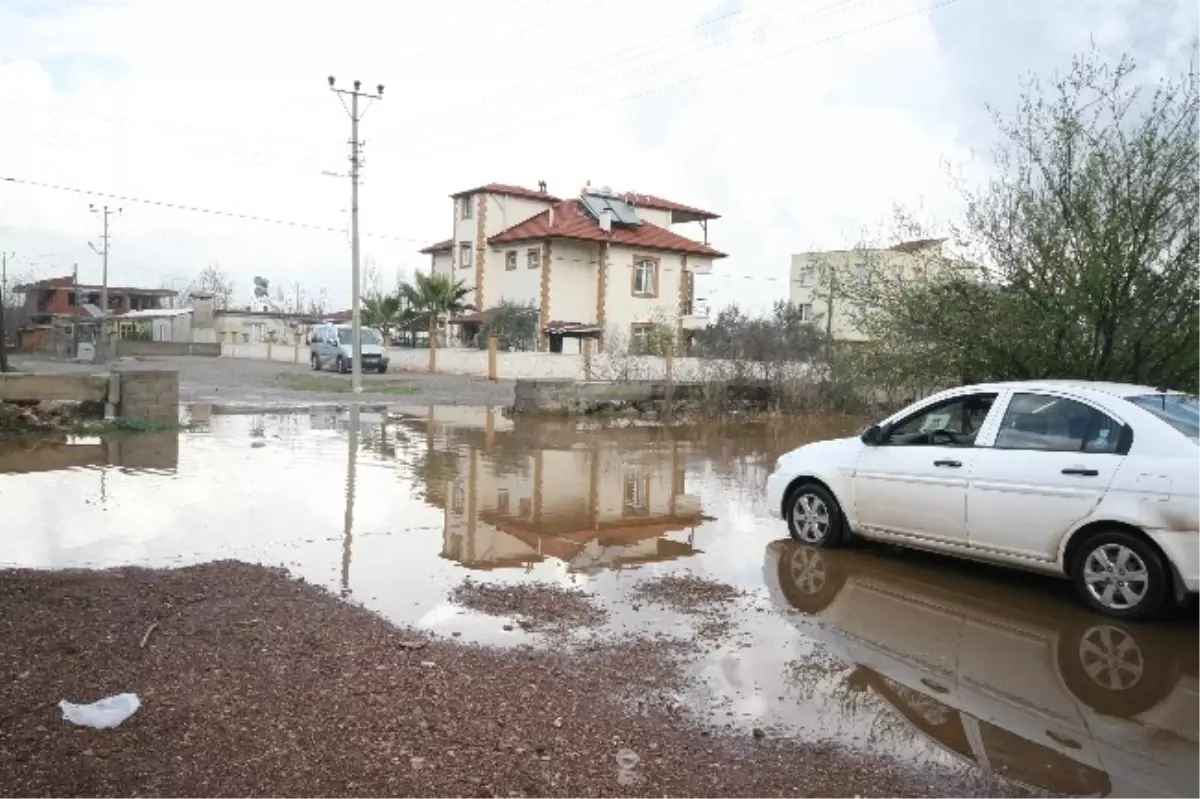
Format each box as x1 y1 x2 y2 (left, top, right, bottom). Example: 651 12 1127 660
785 483 845 548
1071 529 1167 621
310 353 320 371
336 356 347 374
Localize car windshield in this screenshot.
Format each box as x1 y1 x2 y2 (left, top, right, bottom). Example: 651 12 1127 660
1126 393 1199 441
336 327 382 346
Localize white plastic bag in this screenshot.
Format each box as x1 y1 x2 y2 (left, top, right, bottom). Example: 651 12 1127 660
58 693 141 729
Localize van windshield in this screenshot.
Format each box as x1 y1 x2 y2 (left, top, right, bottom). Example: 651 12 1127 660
336 327 382 346
1126 393 1199 441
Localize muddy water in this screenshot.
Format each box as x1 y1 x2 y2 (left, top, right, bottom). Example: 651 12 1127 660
2 405 1196 798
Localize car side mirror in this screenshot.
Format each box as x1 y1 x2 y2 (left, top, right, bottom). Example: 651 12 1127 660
861 424 885 446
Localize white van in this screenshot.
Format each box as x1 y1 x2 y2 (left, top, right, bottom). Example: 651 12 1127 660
308 323 390 374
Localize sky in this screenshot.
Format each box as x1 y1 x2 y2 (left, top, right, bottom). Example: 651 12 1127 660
0 0 1195 312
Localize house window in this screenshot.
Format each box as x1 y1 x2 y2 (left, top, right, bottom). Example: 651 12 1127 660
630 322 655 354
797 265 815 287
797 303 814 323
527 249 541 269
459 242 472 269
505 251 517 271
632 257 658 297
459 195 473 220
623 473 649 517
497 488 510 513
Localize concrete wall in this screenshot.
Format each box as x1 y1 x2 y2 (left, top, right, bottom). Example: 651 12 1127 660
0 369 179 423
116 370 180 423
113 340 221 358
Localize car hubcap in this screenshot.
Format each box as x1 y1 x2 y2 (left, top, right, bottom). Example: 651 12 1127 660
791 493 830 544
1083 544 1149 610
1078 624 1144 691
789 547 826 594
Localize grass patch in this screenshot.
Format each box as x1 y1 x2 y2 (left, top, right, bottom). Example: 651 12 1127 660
69 418 192 435
280 376 419 395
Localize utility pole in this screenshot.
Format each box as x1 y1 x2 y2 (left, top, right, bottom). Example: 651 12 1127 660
89 204 121 320
328 76 383 394
0 251 11 372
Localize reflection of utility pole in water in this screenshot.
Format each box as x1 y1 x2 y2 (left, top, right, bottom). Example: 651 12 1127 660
341 405 360 598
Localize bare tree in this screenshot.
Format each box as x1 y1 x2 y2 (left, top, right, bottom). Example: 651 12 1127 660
186 262 237 309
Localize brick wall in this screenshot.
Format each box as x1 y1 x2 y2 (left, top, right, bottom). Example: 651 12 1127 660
118 370 180 423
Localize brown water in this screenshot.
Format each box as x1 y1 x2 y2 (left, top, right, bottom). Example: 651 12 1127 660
1 405 1196 797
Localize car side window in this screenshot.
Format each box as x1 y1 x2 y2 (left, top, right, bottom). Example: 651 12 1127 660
885 393 998 447
993 393 1123 454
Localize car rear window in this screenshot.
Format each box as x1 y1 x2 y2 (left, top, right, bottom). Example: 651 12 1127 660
1125 393 1199 441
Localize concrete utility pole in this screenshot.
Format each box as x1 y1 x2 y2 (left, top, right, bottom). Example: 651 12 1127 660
328 76 383 394
0 251 11 372
88 204 121 318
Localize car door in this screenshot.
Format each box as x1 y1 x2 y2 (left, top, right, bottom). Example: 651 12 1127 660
966 391 1127 562
854 391 1002 544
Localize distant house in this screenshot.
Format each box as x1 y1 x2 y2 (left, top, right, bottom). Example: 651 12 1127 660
418 181 726 354
16 276 177 324
789 238 964 343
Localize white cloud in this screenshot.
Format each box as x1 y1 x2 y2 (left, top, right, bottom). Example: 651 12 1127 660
0 0 1189 310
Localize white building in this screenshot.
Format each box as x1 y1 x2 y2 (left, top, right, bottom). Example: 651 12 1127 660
418 181 726 353
789 238 957 343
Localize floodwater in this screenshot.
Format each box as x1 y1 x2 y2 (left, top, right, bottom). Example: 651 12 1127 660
1 405 1196 798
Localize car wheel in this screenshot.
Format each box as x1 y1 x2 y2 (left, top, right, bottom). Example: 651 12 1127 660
1057 617 1176 718
1071 529 1168 621
775 543 848 614
310 353 320 371
378 364 388 374
785 482 845 548
336 356 347 374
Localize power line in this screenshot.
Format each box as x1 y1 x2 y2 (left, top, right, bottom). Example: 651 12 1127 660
0 175 428 244
388 0 970 160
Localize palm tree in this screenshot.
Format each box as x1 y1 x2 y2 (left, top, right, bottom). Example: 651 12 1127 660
399 272 472 355
361 294 402 344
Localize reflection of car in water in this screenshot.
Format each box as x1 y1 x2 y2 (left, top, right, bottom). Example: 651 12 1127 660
763 540 1199 797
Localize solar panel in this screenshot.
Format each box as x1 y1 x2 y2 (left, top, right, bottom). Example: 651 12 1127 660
580 192 642 227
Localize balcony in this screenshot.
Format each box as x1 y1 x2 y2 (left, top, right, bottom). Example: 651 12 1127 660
680 298 710 331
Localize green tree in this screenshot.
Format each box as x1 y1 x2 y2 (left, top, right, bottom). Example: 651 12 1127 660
477 299 538 351
399 272 472 352
857 46 1199 392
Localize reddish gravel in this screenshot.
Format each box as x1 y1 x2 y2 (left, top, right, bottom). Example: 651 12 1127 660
0 561 1017 797
450 580 608 633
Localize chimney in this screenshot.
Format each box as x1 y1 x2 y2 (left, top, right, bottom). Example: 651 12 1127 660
537 180 547 193
599 208 612 233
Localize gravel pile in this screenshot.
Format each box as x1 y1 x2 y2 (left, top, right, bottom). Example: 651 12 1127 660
449 580 608 633
0 561 1016 797
631 573 744 612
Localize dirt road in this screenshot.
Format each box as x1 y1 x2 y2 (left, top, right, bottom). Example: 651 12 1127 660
11 354 516 408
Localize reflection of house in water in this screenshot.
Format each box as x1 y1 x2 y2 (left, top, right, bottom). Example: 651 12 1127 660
410 409 706 572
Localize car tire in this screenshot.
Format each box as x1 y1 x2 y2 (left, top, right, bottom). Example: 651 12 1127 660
378 364 388 374
1070 529 1168 621
1057 617 1176 718
785 482 845 548
310 353 320 371
336 356 347 374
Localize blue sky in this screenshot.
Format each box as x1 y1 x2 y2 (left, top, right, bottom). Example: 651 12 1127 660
0 0 1195 310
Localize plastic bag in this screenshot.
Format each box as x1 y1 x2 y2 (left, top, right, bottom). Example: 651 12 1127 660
59 693 141 729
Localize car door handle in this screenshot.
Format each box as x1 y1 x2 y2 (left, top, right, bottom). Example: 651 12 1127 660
933 459 962 468
920 677 950 695
1061 468 1099 477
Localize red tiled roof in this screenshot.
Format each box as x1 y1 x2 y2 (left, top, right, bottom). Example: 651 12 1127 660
419 238 453 254
620 192 720 221
488 200 727 258
450 183 561 203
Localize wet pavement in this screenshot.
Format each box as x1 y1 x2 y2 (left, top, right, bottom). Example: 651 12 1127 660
1 405 1196 797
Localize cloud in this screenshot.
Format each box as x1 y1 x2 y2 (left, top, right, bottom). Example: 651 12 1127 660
0 0 1193 310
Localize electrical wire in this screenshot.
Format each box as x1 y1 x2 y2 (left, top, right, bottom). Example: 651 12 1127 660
389 0 968 160
0 175 430 244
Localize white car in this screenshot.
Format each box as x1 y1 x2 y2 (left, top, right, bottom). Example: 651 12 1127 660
764 381 1199 620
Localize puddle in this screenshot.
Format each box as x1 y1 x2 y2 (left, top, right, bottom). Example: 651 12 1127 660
1 405 1195 797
